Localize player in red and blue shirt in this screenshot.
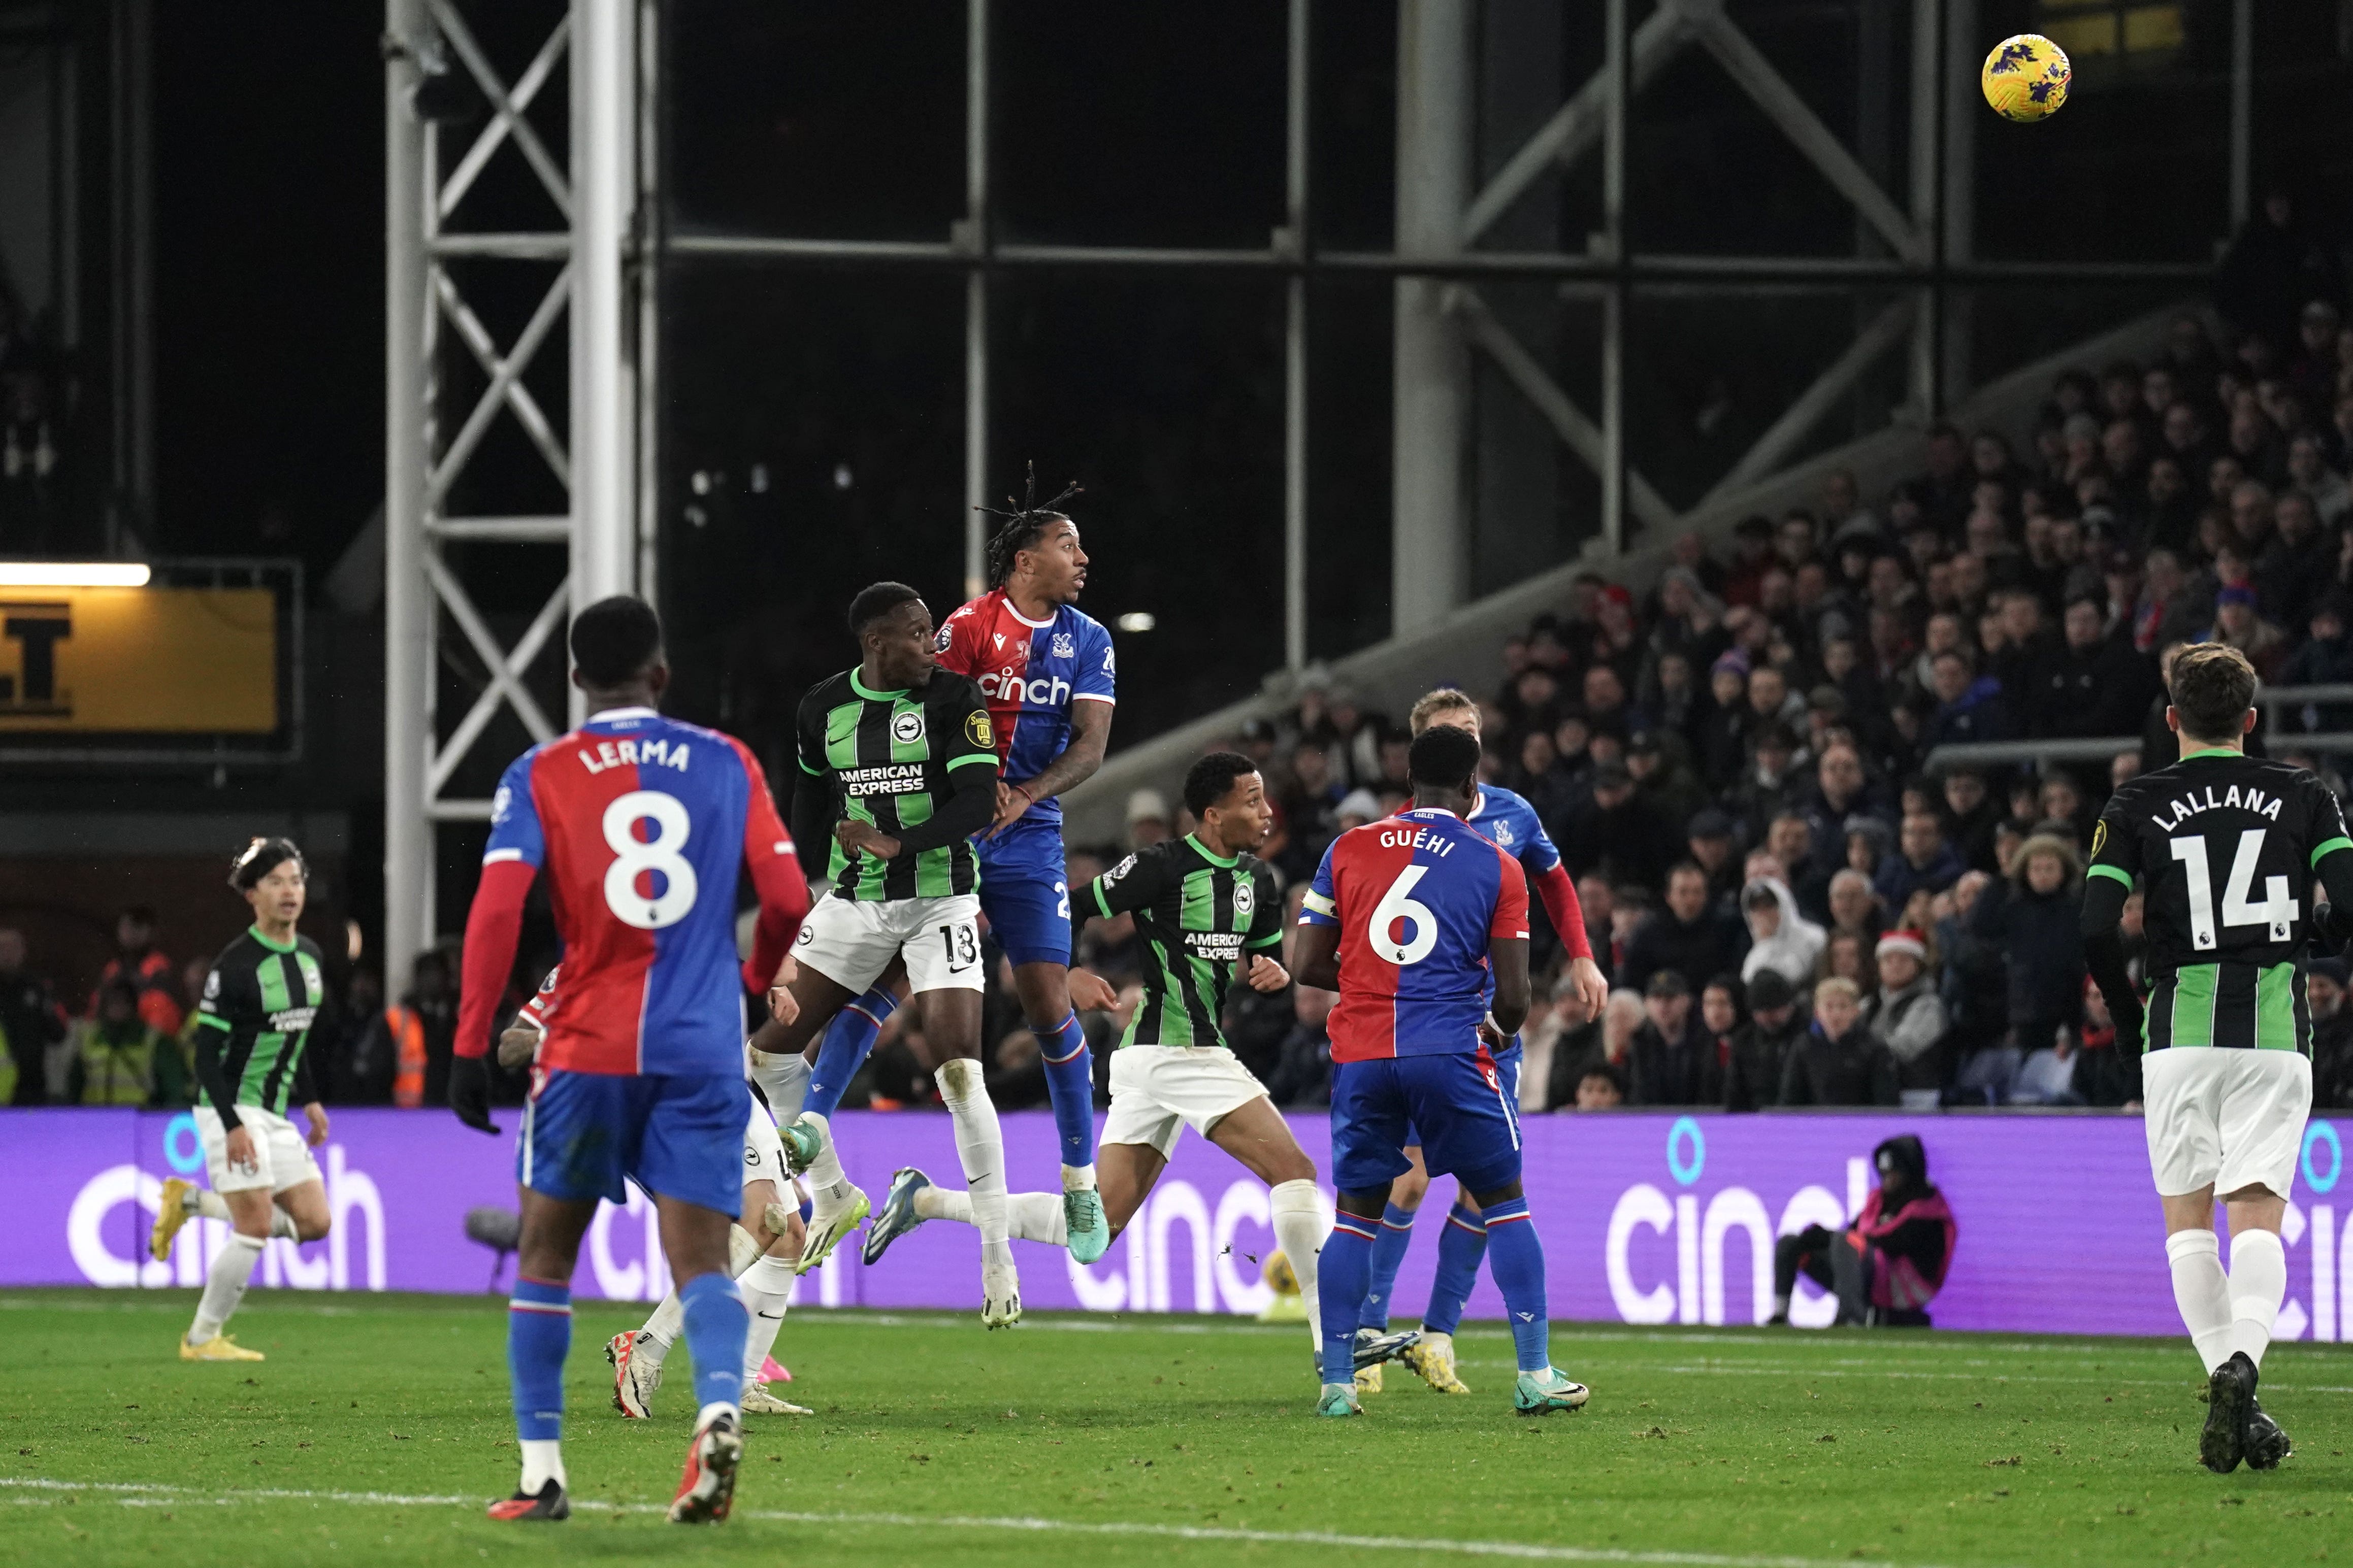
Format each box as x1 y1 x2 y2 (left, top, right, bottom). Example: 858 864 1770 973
1292 724 1589 1419
450 596 811 1525
1362 689 1610 1392
795 480 1120 1264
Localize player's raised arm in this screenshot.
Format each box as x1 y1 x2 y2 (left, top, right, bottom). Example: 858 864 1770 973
451 751 545 1133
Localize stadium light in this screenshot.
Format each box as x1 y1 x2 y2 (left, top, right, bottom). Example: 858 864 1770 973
0 562 152 588
1116 612 1157 633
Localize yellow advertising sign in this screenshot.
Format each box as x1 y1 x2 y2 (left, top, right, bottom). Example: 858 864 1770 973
0 587 277 732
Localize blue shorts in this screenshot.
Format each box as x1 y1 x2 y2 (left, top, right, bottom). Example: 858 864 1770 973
1331 1052 1523 1196
1405 1043 1519 1152
976 816 1071 969
519 1069 750 1217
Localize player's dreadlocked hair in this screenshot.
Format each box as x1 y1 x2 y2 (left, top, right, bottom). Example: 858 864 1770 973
980 462 1082 589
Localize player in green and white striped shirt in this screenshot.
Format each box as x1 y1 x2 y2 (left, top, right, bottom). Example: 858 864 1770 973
148 837 333 1362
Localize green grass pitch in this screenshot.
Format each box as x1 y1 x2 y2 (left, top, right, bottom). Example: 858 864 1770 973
0 1289 2345 1566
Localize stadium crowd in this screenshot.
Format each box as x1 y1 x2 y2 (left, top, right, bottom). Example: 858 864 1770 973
13 265 2353 1126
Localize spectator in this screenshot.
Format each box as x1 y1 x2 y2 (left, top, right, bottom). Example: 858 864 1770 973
1739 876 1825 987
1126 788 1174 850
0 927 68 1106
1263 980 1333 1108
1938 764 2002 872
1922 649 2015 749
1626 970 1717 1107
1685 808 1742 904
1333 788 1384 832
1778 976 1898 1107
1728 725 1805 846
92 906 183 1038
2310 958 2353 1113
1876 812 1965 908
1557 761 1677 889
1519 971 1591 1113
322 968 391 1104
2208 585 2288 681
1724 969 1804 1111
1961 833 2086 1104
401 950 459 1110
1862 929 1947 1099
1570 1059 1627 1111
1618 862 1745 996
65 977 183 1107
2278 595 2353 733
2031 596 2151 737
1697 973 1742 1088
1768 1134 1956 1327
1825 869 1884 948
1549 989 1645 1108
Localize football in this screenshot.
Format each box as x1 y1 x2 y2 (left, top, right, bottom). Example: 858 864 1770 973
1982 32 2071 121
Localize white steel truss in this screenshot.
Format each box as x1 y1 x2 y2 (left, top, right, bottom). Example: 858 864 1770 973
383 0 641 995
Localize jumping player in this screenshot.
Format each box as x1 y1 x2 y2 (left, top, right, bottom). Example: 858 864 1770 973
750 582 1023 1324
450 595 812 1524
1363 689 1608 1395
148 837 333 1362
800 475 1116 1263
1292 724 1589 1419
861 751 1410 1376
492 969 811 1418
2083 642 2353 1473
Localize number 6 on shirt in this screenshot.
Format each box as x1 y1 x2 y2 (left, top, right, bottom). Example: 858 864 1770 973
1367 864 1440 965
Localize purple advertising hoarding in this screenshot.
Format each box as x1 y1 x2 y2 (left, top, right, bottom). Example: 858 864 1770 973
12 1107 2350 1340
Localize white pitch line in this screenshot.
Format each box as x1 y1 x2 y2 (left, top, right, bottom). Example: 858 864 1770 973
1457 1359 2353 1396
0 1477 2002 1568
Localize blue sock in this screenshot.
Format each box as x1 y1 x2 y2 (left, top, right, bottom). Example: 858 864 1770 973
1358 1203 1417 1331
1039 1011 1097 1167
678 1271 748 1413
1422 1200 1488 1336
808 989 894 1117
507 1276 571 1442
1482 1196 1550 1373
1318 1212 1379 1385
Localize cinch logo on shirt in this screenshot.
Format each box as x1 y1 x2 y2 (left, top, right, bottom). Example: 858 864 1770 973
979 669 1073 706
577 737 691 775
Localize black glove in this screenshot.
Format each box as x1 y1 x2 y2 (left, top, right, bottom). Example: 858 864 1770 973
449 1054 501 1135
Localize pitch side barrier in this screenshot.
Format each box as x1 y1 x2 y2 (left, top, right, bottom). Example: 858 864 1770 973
13 1107 2346 1340
1921 684 2353 776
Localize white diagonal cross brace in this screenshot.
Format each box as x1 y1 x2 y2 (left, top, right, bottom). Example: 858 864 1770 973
427 264 574 507
1704 296 1917 504
1688 11 1922 261
1447 285 1678 538
1461 0 1693 246
438 12 570 221
425 561 568 798
429 0 573 221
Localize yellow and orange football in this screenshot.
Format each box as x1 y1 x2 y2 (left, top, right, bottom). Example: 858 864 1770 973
1981 34 2071 123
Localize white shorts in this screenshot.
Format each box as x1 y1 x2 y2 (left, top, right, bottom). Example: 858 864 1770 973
2142 1048 2312 1199
742 1097 789 1191
195 1105 321 1196
1101 1045 1271 1159
795 891 985 995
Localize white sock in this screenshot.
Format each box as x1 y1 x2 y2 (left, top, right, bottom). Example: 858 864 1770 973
193 1189 233 1222
271 1208 301 1241
801 1111 855 1205
2227 1228 2287 1369
727 1222 764 1277
1270 1179 1327 1355
2167 1228 2234 1374
189 1231 265 1344
939 1059 1010 1267
740 1253 795 1381
1062 1163 1098 1193
913 1185 1066 1245
518 1438 566 1493
750 1048 812 1121
637 1293 686 1366
1772 1292 1793 1317
696 1399 739 1428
